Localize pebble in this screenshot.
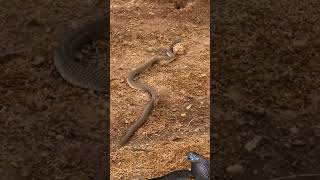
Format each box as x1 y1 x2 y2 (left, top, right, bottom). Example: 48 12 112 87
186 104 192 110
173 43 186 55
55 134 65 140
244 135 262 152
181 113 186 117
291 139 305 146
292 39 308 47
169 135 181 141
226 164 243 174
289 126 299 134
31 55 45 66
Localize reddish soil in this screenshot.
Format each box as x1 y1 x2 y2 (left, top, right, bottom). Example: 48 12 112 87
110 0 210 179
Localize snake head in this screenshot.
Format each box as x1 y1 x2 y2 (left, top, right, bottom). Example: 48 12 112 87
187 151 204 163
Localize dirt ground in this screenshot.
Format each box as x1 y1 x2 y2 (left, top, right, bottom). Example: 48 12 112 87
110 0 210 179
212 0 320 179
0 1 107 180
2 0 319 180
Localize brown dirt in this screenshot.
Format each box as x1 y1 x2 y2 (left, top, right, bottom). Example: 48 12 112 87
5 0 319 180
110 0 210 179
213 0 320 179
0 1 106 180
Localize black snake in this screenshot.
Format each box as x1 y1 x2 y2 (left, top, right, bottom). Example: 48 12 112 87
148 151 210 180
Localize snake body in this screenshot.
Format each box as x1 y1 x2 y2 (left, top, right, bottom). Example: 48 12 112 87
54 15 107 91
148 170 193 180
119 38 182 147
148 151 210 180
187 152 210 180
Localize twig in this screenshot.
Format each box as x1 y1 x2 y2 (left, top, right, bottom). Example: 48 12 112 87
268 173 320 180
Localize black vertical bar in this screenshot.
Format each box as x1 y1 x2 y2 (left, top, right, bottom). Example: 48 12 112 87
102 0 110 179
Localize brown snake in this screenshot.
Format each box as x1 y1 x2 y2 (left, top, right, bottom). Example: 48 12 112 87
119 37 182 147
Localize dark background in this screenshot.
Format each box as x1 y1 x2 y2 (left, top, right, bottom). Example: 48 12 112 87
212 0 320 179
0 0 108 179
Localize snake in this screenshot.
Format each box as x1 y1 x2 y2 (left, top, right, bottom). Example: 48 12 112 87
148 151 210 180
118 37 182 147
54 15 108 180
187 151 210 180
53 15 108 92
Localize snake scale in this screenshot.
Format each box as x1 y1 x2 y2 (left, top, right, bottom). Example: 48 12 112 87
119 37 182 147
148 151 210 180
54 15 107 92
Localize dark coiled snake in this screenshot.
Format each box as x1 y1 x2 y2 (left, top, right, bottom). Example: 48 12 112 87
54 15 107 92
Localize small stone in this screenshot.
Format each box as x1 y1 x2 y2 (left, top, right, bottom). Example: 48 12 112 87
31 55 45 66
169 135 181 141
289 126 299 134
244 135 262 152
284 143 291 148
181 113 186 117
186 104 192 110
236 119 246 125
292 39 308 47
291 139 305 146
56 134 64 140
173 43 186 55
10 162 18 167
226 164 243 174
41 152 48 157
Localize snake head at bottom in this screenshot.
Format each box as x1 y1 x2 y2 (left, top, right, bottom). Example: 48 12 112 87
187 151 210 180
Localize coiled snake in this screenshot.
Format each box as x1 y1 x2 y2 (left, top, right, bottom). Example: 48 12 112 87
119 37 182 147
54 15 107 92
